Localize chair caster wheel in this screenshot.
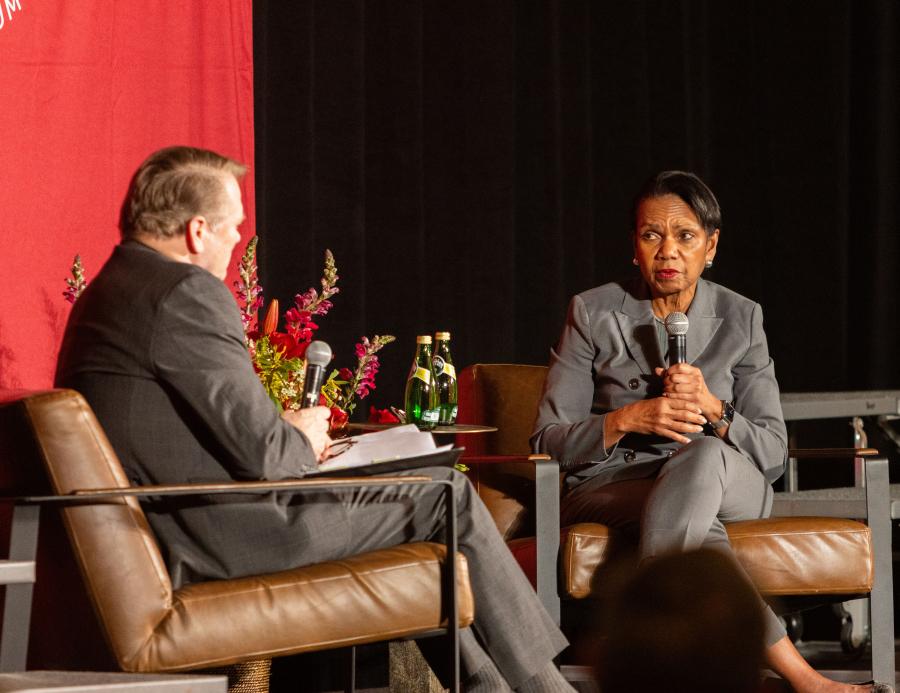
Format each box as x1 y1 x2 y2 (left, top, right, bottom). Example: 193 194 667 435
840 614 868 658
784 613 804 643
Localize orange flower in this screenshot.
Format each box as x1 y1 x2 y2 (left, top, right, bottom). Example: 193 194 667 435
261 299 280 335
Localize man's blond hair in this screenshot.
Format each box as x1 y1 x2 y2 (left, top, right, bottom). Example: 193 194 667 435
120 146 246 240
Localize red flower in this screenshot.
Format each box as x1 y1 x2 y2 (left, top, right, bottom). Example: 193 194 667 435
268 331 308 360
338 368 354 382
330 407 349 429
368 406 400 424
284 306 318 345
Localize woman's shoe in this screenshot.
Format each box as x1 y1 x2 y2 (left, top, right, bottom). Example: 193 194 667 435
852 681 894 693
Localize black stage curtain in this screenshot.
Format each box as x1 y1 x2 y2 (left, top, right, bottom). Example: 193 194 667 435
253 1 899 415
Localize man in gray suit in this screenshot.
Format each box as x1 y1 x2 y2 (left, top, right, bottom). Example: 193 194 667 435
56 146 571 692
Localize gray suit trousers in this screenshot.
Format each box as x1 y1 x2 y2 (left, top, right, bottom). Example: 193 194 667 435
561 436 787 646
339 466 567 688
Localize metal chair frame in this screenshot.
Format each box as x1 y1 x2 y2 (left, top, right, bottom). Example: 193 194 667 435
774 389 900 685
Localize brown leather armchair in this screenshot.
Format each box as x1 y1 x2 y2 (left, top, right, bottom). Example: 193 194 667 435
456 363 895 687
0 389 473 691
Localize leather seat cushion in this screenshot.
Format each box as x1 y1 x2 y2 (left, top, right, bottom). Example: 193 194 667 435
131 543 474 672
726 516 872 596
511 517 872 600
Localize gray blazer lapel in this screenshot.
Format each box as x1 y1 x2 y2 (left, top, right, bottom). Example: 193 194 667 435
686 279 724 364
613 285 662 373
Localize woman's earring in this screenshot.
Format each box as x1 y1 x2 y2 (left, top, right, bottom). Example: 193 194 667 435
632 258 639 266
705 260 714 269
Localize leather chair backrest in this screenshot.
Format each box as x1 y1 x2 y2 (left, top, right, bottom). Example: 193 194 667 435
456 364 549 539
456 364 548 456
0 390 173 668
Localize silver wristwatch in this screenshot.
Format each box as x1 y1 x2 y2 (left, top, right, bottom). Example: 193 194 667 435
709 400 735 430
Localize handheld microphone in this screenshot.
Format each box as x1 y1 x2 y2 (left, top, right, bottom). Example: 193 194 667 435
664 312 689 366
300 341 333 408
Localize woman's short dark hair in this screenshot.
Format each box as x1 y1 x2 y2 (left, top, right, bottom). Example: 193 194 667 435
633 170 722 235
119 145 246 240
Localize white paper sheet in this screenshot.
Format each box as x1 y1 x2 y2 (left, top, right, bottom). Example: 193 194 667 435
316 424 454 472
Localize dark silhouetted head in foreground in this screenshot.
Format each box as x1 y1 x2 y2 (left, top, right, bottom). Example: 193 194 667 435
598 549 765 693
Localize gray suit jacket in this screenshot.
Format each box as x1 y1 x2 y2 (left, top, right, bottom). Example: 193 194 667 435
56 241 346 587
531 278 787 489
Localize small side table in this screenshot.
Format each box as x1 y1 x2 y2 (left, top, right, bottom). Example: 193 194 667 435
346 423 497 435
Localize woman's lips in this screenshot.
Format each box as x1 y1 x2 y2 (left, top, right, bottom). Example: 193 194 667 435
655 269 679 280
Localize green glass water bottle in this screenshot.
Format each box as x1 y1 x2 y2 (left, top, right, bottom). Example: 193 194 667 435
404 335 439 429
432 331 458 425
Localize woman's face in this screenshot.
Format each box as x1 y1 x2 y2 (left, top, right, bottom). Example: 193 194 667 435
634 194 719 301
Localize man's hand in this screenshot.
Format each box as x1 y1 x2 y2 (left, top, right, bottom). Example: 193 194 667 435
605 397 707 447
282 406 331 461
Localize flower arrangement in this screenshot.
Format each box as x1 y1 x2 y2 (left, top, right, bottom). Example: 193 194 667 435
63 239 395 432
234 237 395 430
63 254 87 303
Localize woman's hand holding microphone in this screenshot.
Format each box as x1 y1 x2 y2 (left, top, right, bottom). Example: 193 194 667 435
603 364 724 449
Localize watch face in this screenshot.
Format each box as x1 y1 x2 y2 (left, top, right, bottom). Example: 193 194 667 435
723 401 735 422
710 400 734 429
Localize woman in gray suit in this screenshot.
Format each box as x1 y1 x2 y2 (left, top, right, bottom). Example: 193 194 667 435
532 171 874 692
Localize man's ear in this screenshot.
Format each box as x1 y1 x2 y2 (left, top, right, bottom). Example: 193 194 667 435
184 215 208 255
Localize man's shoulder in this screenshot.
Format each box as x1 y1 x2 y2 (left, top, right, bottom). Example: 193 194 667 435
98 242 230 303
65 241 239 352
113 241 214 282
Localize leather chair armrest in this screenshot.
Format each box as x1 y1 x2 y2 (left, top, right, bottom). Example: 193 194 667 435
788 447 879 459
461 454 551 465
11 475 435 503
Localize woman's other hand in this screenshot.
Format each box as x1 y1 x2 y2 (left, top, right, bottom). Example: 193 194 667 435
655 364 721 421
604 397 707 447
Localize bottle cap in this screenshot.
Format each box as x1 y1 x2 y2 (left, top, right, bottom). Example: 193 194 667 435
435 331 451 340
416 335 432 344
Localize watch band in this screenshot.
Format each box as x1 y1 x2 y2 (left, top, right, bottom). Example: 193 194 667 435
709 400 734 430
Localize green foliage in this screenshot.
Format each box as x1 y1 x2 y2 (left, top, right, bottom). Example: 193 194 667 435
253 335 304 411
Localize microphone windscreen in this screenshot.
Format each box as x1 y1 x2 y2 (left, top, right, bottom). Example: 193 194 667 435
305 340 333 367
664 312 689 336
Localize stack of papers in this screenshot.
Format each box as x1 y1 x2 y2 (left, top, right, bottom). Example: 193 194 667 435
316 424 455 474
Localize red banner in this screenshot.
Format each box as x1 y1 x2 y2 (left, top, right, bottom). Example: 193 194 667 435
0 1 255 389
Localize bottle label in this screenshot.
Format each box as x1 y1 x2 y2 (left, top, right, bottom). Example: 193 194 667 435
422 408 439 423
432 356 455 379
438 403 458 425
413 366 432 384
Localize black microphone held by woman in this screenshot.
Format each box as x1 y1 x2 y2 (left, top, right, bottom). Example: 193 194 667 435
664 311 689 366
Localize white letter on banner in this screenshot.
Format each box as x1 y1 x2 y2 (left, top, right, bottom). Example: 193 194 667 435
5 0 21 20
0 9 5 30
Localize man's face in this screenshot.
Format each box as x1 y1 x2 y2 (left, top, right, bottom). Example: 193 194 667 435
199 175 245 281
